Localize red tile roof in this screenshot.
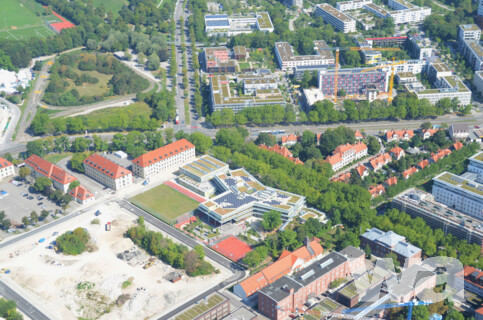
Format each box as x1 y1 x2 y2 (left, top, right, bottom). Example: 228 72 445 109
402 166 418 179
417 159 430 169
26 155 77 185
386 129 414 141
212 236 252 262
238 239 323 297
69 185 95 202
476 307 483 316
83 154 131 179
281 134 298 144
422 128 439 137
385 176 397 186
327 143 367 166
369 184 385 197
355 130 363 138
0 157 13 169
389 147 405 158
370 153 391 170
258 144 304 164
133 139 195 168
331 172 351 183
452 141 463 150
356 165 367 177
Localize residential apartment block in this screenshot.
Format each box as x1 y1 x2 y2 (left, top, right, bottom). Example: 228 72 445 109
457 24 481 50
83 154 132 190
326 142 368 171
432 171 483 219
337 0 372 11
204 12 274 36
407 34 433 60
274 41 335 71
469 152 483 182
25 154 77 192
68 185 95 205
360 227 422 267
474 71 483 95
132 139 195 178
318 68 389 95
392 189 483 246
362 2 430 25
203 47 236 73
234 238 324 299
464 266 483 297
314 4 357 33
370 153 392 172
0 157 15 180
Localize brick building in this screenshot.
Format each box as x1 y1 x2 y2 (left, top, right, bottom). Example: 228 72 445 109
360 228 421 267
132 139 195 178
83 154 132 190
0 157 15 180
25 155 77 192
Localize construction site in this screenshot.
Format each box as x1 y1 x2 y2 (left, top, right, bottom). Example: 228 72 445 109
0 202 232 320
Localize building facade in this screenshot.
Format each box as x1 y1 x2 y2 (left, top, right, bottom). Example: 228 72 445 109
464 266 483 297
314 4 357 33
318 68 389 95
132 139 195 178
326 142 368 172
83 154 132 190
449 124 469 140
25 155 77 193
69 185 96 205
360 227 422 267
461 40 483 71
474 71 483 95
337 0 372 11
274 41 335 71
385 129 414 142
457 24 481 50
204 12 274 36
174 293 230 320
0 157 15 180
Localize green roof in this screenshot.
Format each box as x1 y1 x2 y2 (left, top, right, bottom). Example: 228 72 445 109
435 172 483 197
174 294 226 320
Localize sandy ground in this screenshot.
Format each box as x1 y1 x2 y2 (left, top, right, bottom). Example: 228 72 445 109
0 202 232 320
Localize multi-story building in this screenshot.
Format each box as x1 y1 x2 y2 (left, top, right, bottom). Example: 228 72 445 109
474 71 483 95
393 59 426 74
258 251 363 320
198 168 306 225
0 157 15 180
173 292 230 320
25 154 77 193
370 153 392 171
432 171 483 219
392 188 483 245
204 12 274 36
318 68 389 96
274 41 335 71
461 39 483 71
407 34 433 60
365 36 407 47
388 0 415 10
68 185 96 205
389 146 405 160
234 238 324 300
449 123 469 140
243 78 278 94
83 154 132 190
326 142 368 171
464 266 483 297
457 24 481 50
337 0 372 11
385 129 414 142
210 75 285 113
469 152 483 182
284 0 303 8
233 46 247 60
203 47 236 73
363 2 430 24
406 76 472 106
314 4 357 33
281 134 298 146
132 139 195 178
360 227 422 267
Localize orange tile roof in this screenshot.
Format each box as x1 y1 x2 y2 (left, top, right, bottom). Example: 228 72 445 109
316 133 322 142
69 185 95 201
422 128 439 137
238 239 323 297
385 176 397 186
476 307 483 316
443 148 452 156
370 153 391 170
289 157 304 165
133 139 195 168
26 155 77 185
386 129 414 141
452 141 463 150
356 165 367 177
402 166 418 179
326 153 342 165
281 134 298 143
0 157 13 169
331 172 351 183
259 144 303 165
327 143 367 166
417 159 429 169
389 147 404 158
369 184 385 197
355 130 363 138
83 154 131 179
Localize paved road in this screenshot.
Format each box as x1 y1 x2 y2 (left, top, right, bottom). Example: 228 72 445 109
0 98 21 147
118 200 246 320
0 280 50 320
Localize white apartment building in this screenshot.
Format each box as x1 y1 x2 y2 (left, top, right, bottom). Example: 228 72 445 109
243 78 278 94
315 4 357 33
25 154 77 193
457 24 481 50
478 0 483 16
336 0 372 11
407 34 432 60
0 157 15 180
394 59 426 74
83 154 132 190
274 41 335 70
468 152 483 183
461 40 483 71
132 139 196 178
284 0 303 8
326 142 368 171
474 71 483 95
432 172 483 219
389 7 431 24
407 77 472 106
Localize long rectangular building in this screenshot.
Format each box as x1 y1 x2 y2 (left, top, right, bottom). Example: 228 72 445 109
337 0 372 11
83 154 132 190
274 41 335 71
318 67 389 95
25 154 77 192
314 4 357 33
0 157 15 180
132 139 195 178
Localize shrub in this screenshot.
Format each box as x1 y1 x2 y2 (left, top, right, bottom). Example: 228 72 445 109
56 227 90 255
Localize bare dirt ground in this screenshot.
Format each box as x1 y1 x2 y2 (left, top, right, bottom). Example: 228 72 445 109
0 202 231 320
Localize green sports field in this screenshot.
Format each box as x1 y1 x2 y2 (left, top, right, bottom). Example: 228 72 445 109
0 0 58 40
130 184 199 223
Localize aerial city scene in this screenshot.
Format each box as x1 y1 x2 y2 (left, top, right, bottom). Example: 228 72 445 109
1 0 483 319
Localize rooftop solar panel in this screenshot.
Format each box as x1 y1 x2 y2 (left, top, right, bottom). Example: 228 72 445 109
206 20 230 27
205 14 228 19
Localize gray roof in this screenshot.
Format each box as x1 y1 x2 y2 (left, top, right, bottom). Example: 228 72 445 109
393 241 421 258
361 227 385 242
221 307 257 320
450 123 468 132
362 228 421 259
259 276 303 302
375 231 405 248
294 252 348 286
339 245 365 260
389 264 435 297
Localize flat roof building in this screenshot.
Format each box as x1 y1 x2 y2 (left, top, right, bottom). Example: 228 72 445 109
315 4 357 33
337 0 372 11
174 292 230 320
462 39 483 71
318 67 389 96
274 41 335 71
205 12 274 36
25 155 77 193
83 154 132 190
458 24 481 50
407 33 433 60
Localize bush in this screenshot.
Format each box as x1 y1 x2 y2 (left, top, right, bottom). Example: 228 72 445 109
56 227 90 255
91 219 100 225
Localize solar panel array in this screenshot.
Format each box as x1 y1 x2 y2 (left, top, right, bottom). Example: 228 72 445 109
224 178 237 187
214 192 258 208
449 176 465 183
206 14 228 19
206 20 230 27
264 200 281 206
477 186 483 192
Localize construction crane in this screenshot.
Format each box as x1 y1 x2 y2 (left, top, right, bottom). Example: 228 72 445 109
342 299 434 320
361 58 406 103
316 47 401 103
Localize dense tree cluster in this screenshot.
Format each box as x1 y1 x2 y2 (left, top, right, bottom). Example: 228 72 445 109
0 298 23 320
56 227 90 255
126 218 215 276
423 10 474 42
261 210 282 231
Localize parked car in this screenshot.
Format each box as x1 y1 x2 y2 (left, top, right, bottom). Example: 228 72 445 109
37 202 43 206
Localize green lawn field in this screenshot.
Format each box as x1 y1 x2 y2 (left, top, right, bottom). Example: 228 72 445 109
65 70 113 97
69 101 152 122
91 0 128 15
130 184 199 222
44 152 72 164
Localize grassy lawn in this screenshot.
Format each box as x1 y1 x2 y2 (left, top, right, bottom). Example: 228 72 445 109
0 0 57 40
65 70 113 97
238 62 250 70
130 184 199 222
70 101 152 122
91 0 128 15
44 152 72 164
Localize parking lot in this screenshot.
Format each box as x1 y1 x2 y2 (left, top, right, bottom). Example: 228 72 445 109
0 178 58 226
